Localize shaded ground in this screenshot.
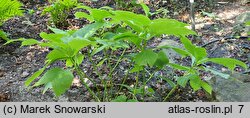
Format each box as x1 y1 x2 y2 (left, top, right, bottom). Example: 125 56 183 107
196 3 250 68
0 1 249 102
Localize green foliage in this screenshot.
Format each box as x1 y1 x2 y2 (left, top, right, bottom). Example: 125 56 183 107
246 21 250 26
0 30 9 41
25 65 47 86
34 67 74 96
111 95 138 102
7 4 248 101
159 36 247 94
114 0 137 10
0 0 23 25
140 3 150 17
0 0 23 41
200 58 247 72
42 0 78 27
6 24 100 97
148 19 196 37
134 49 158 67
154 50 169 69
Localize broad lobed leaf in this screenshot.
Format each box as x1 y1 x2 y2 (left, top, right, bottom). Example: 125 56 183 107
34 68 74 96
154 50 169 69
205 58 247 71
148 19 196 37
134 49 158 67
180 36 207 65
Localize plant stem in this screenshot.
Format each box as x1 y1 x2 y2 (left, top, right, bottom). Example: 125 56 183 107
109 49 126 76
103 49 111 101
75 65 100 102
71 54 100 102
163 85 178 102
86 50 103 99
141 69 156 100
133 72 139 96
142 68 146 97
145 69 156 84
107 49 127 100
115 69 129 98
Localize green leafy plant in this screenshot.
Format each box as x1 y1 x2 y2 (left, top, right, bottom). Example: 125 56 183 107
42 0 78 28
7 4 247 102
6 24 102 101
158 36 247 97
114 0 137 10
0 0 23 41
75 4 247 100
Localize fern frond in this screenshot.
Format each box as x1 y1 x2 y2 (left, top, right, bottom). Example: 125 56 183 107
0 0 23 25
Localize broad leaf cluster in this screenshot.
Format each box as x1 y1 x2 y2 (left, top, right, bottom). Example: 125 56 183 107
6 4 248 101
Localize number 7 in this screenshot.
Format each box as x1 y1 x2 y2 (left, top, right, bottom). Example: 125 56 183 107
238 105 244 113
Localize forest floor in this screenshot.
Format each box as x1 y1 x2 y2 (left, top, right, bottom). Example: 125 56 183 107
0 1 249 102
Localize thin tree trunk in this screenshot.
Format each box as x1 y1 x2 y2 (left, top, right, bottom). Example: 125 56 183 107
190 0 195 31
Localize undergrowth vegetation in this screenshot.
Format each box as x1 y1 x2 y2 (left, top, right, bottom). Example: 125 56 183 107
0 0 23 41
42 0 78 28
5 3 248 102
